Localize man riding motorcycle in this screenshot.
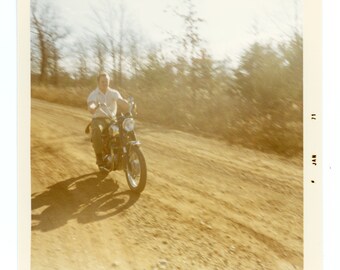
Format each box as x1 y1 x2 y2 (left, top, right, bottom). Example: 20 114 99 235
87 72 129 172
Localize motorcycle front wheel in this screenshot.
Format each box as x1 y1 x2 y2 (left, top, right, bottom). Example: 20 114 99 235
125 145 147 193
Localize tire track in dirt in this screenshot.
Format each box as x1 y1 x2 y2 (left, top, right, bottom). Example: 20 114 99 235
143 170 302 262
31 98 303 270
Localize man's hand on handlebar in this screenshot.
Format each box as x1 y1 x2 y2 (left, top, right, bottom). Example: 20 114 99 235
88 102 97 114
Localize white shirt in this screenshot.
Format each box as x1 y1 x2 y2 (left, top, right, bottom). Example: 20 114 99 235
87 87 123 119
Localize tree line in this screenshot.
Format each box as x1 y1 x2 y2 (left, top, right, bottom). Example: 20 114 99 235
31 0 302 156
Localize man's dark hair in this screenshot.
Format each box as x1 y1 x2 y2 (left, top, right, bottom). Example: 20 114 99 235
97 72 110 82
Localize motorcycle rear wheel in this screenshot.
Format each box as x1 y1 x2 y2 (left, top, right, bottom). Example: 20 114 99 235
125 146 147 193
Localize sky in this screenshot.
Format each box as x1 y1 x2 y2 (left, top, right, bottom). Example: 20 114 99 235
42 0 302 65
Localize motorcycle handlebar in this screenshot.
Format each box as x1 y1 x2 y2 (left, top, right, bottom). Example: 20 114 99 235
95 99 136 119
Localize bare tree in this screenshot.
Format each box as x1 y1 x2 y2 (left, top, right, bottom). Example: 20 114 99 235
31 0 49 83
31 0 69 85
167 0 205 105
90 0 129 87
92 35 107 73
72 40 90 82
117 2 126 87
48 29 69 85
126 30 144 78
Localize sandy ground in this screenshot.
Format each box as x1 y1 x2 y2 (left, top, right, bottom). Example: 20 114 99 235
31 98 303 270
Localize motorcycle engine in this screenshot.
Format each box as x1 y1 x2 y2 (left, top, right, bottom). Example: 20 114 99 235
109 123 119 137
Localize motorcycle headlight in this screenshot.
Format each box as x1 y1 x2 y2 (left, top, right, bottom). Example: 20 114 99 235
109 124 120 137
122 118 135 132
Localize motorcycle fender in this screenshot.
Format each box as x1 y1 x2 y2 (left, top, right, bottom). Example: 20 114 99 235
122 141 141 153
123 141 141 169
127 141 141 147
126 141 141 153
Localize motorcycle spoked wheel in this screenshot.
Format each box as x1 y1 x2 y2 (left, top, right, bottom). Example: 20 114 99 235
125 145 147 193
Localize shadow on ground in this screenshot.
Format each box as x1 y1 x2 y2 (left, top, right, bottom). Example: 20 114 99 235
31 172 140 232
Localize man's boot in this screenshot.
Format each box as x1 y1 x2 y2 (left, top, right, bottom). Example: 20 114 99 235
96 153 104 166
96 153 109 173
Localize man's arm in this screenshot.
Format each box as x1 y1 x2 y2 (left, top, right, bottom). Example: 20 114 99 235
87 91 97 114
88 101 97 114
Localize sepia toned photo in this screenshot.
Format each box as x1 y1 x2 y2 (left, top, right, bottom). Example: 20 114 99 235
28 0 307 269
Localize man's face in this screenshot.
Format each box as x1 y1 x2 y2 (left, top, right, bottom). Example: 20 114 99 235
98 75 109 91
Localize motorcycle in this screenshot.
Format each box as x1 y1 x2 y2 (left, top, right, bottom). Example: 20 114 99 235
85 97 147 193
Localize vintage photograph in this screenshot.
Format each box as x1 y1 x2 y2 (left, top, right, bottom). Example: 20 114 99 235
30 0 303 269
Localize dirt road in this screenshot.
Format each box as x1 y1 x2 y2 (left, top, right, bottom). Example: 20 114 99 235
31 98 303 270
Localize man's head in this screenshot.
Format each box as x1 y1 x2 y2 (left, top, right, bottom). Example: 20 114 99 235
97 72 110 92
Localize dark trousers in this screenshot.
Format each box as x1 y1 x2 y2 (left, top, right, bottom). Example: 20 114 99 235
91 118 110 155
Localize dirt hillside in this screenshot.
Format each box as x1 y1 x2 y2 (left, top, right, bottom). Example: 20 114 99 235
31 98 303 270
